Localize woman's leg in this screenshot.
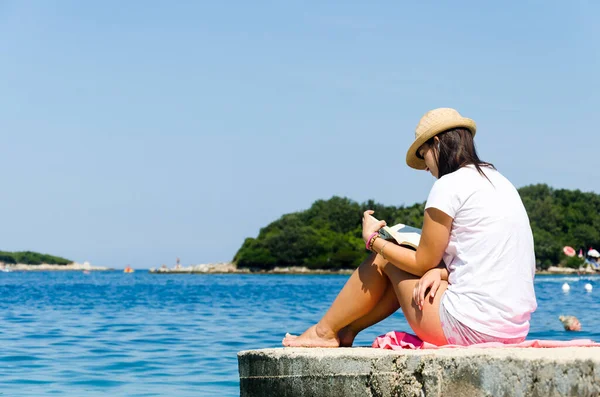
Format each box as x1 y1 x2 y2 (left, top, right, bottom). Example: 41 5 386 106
282 253 392 347
381 262 448 345
328 263 448 347
285 275 400 346
283 253 448 347
337 278 400 346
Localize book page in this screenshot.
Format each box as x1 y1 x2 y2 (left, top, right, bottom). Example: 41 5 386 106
387 223 421 250
368 215 421 249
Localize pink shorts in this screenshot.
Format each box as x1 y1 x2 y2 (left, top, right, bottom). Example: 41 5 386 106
439 303 525 346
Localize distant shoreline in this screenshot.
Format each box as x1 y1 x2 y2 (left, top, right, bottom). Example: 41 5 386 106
536 265 598 276
4 262 597 276
149 263 356 275
148 263 599 276
2 262 112 271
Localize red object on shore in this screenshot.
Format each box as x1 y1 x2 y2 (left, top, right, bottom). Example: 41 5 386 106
563 246 576 257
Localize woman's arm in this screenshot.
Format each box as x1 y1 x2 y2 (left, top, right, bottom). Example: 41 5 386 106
413 263 449 310
366 208 452 277
415 207 453 274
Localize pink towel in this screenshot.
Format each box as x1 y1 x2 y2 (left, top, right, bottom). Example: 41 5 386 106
372 331 600 350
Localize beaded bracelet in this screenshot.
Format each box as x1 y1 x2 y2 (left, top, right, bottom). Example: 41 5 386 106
365 232 378 250
367 234 380 251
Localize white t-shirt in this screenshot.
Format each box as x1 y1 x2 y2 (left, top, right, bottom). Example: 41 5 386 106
425 165 537 338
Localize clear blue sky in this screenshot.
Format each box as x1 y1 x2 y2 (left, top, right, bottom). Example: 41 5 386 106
1 1 598 268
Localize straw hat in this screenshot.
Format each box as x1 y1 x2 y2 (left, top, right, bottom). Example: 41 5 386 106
406 108 477 170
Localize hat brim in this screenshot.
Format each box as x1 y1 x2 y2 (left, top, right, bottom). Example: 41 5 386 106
405 118 477 170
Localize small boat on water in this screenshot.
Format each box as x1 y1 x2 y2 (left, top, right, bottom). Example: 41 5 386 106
124 266 135 273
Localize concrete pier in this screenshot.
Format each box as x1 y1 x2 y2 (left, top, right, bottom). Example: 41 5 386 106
238 347 600 397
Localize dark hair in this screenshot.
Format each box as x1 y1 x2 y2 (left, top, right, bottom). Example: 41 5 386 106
420 128 495 179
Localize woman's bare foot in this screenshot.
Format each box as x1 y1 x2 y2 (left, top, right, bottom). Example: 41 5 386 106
282 324 340 348
285 329 354 346
337 326 357 347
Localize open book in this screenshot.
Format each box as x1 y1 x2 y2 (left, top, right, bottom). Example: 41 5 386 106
369 215 421 250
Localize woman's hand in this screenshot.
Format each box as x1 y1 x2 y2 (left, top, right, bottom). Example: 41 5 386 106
413 267 443 310
362 210 386 243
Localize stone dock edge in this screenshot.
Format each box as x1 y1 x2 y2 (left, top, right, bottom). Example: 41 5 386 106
238 347 600 397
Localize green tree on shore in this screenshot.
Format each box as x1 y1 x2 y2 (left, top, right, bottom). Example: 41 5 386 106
234 184 600 271
0 251 72 265
234 196 425 271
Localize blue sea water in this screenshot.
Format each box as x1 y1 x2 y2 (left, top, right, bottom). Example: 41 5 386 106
0 271 598 396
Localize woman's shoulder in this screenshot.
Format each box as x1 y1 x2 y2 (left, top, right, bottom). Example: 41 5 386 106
437 165 479 183
433 165 500 194
429 168 470 197
446 164 501 180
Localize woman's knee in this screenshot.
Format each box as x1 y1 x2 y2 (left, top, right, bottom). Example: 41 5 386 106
373 253 390 267
381 261 420 281
360 253 420 281
359 252 385 269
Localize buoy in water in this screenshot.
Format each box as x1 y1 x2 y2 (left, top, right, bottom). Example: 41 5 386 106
585 283 593 292
562 283 570 292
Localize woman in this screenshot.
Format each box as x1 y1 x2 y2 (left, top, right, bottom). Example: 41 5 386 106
283 108 537 347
